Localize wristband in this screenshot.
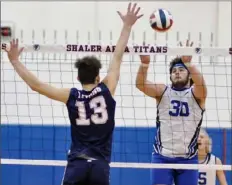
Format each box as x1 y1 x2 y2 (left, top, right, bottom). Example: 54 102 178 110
141 63 149 67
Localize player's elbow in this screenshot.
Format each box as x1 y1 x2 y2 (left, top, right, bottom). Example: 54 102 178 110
30 85 41 93
135 82 141 90
135 79 140 89
201 86 208 99
135 82 145 93
203 89 207 99
135 77 144 91
29 84 38 92
30 82 44 93
192 84 207 99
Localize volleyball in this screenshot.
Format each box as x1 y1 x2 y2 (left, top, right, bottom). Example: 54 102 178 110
149 9 173 32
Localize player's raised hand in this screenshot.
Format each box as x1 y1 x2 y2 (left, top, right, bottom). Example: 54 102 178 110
117 3 143 26
140 55 150 65
180 40 193 63
140 41 150 65
4 38 24 64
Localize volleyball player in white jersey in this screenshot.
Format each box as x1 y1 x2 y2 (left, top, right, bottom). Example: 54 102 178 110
198 129 228 185
136 40 207 185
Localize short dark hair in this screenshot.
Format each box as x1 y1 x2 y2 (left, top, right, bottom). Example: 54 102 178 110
75 56 102 85
169 57 183 74
169 57 194 86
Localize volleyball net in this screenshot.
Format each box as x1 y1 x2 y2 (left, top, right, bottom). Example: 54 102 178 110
1 30 232 185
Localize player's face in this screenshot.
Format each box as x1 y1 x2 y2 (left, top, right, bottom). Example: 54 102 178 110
170 67 189 88
198 133 208 152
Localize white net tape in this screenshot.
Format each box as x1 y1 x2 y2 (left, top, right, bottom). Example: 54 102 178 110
1 43 231 56
1 159 231 171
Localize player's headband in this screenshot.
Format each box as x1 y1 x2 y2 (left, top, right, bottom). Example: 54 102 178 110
173 63 186 69
172 63 189 73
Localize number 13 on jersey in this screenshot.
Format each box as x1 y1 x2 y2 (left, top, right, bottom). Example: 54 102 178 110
75 96 108 125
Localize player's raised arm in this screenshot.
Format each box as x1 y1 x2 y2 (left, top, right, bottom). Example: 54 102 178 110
180 40 207 107
135 54 166 99
3 39 70 103
216 158 228 185
102 3 143 95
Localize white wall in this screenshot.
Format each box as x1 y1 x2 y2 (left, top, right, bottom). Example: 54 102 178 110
1 1 231 46
217 1 232 46
1 2 231 128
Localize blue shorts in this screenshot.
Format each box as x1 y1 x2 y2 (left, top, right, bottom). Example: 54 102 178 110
151 153 198 185
62 158 110 185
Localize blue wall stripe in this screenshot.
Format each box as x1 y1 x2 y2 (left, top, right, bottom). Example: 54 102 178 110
1 125 231 185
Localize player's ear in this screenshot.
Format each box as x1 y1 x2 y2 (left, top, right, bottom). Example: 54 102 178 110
77 76 80 82
96 75 100 83
169 76 173 82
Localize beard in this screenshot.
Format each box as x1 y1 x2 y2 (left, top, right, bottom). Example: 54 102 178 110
171 77 189 89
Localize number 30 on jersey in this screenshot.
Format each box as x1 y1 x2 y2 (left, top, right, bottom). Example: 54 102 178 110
169 100 190 117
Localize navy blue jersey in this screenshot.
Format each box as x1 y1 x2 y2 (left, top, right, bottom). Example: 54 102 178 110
66 82 116 163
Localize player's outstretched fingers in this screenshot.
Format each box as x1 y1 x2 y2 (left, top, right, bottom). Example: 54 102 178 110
19 47 24 54
131 3 137 13
135 6 143 19
127 2 131 13
10 39 14 49
15 38 19 47
137 14 143 19
135 7 140 15
117 11 123 19
13 38 17 48
10 40 13 49
14 38 16 46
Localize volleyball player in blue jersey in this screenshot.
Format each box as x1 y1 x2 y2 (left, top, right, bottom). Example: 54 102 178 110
136 40 208 185
3 3 143 185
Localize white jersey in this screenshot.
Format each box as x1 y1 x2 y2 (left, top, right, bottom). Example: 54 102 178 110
153 86 204 158
198 153 217 185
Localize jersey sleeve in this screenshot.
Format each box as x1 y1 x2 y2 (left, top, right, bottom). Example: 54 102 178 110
66 88 78 106
99 82 116 102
